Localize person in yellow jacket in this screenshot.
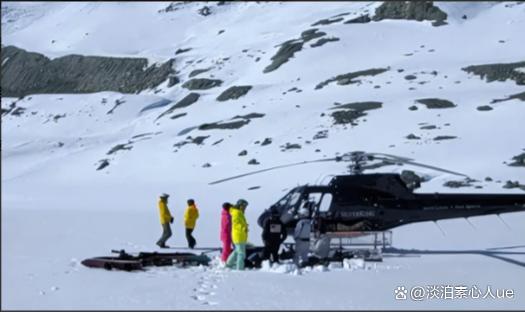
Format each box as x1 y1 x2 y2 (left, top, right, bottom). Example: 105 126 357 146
226 199 249 270
184 199 199 249
156 193 174 248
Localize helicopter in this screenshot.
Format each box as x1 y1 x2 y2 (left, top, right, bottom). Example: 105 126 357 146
209 151 525 237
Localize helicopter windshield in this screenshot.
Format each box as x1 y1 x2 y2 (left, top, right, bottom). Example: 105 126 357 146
274 188 303 210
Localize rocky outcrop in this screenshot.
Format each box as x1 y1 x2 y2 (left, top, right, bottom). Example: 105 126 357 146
509 153 525 167
199 119 250 130
1 46 175 97
491 91 525 103
311 17 344 26
344 15 371 24
263 28 328 73
310 37 340 48
156 93 200 120
476 105 493 111
433 135 457 141
462 61 525 85
216 85 252 101
315 68 389 90
416 98 456 109
503 180 525 191
182 78 223 90
373 1 448 26
189 68 212 78
330 101 383 126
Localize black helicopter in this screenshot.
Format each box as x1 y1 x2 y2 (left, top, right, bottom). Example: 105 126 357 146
209 151 525 235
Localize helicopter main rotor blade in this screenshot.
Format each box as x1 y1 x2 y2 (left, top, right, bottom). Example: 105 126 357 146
208 158 337 185
372 156 469 178
366 152 414 162
401 159 470 177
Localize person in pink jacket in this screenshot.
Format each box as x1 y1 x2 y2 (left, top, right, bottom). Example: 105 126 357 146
220 202 233 263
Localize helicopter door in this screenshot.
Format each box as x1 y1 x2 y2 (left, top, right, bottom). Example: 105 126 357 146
280 190 303 224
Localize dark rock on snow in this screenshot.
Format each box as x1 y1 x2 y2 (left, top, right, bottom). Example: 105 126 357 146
157 93 200 120
476 105 493 111
503 180 525 191
491 91 525 103
261 138 273 146
248 159 260 165
373 1 448 26
315 68 389 89
406 133 421 140
508 153 525 167
216 86 253 101
330 101 383 126
182 78 223 90
281 143 302 150
433 135 457 141
416 98 456 109
462 61 525 85
310 37 340 48
1 46 175 97
344 15 371 24
311 17 344 26
263 29 326 73
175 47 192 55
189 68 212 78
96 159 110 171
199 119 250 131
107 143 133 155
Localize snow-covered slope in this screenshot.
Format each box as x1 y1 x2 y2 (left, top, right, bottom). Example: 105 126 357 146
2 2 524 310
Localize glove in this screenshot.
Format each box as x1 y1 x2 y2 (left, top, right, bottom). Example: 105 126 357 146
170 217 174 224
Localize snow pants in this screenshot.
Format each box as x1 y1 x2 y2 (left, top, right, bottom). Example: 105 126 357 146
262 239 280 263
185 228 196 249
294 239 310 267
157 223 172 247
221 239 233 262
226 243 246 270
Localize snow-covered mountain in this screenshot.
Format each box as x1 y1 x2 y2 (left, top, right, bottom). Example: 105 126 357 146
2 2 524 310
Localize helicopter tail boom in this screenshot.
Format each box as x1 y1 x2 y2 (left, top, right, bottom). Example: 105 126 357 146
381 193 525 229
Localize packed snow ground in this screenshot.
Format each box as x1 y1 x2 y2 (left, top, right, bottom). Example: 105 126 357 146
2 1 525 310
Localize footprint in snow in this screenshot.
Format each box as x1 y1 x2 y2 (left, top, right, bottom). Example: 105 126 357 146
191 294 206 301
191 268 221 305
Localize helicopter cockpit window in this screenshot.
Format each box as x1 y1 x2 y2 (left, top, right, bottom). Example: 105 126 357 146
297 193 322 218
319 193 333 212
277 193 292 207
288 191 301 207
305 193 322 208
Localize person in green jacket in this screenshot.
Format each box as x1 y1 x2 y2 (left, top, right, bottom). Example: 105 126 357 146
226 199 249 270
156 193 174 248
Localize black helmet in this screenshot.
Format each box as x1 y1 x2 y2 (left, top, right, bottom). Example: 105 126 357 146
187 199 195 205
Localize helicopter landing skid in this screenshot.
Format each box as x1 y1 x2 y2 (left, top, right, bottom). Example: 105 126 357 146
311 230 392 262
